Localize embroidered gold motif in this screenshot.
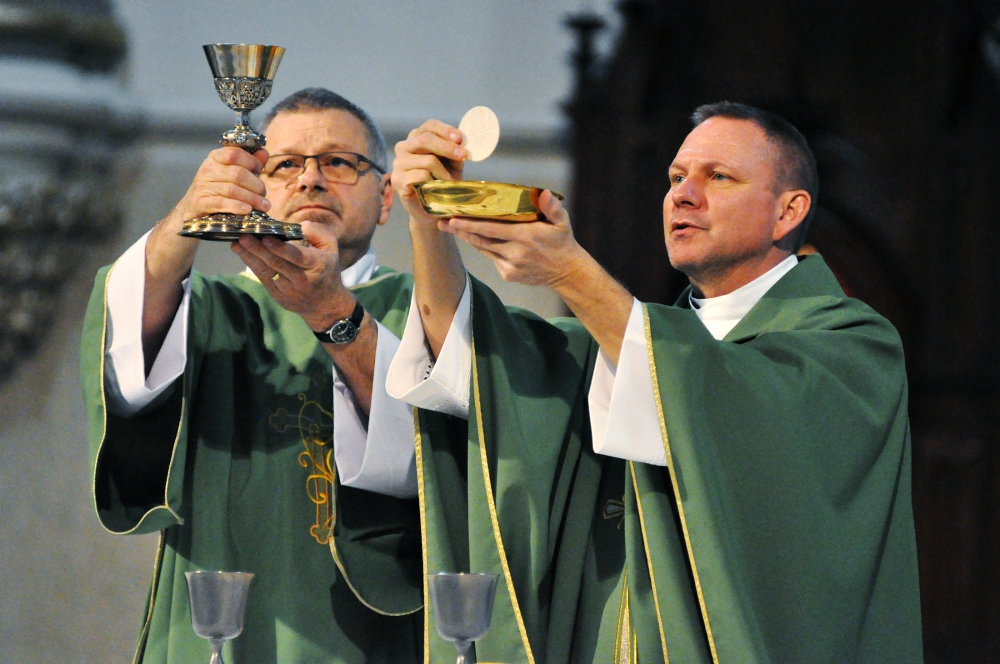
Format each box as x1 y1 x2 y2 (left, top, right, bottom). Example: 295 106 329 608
270 393 335 544
603 496 626 529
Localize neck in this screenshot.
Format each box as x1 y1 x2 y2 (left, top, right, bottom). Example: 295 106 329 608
688 249 793 298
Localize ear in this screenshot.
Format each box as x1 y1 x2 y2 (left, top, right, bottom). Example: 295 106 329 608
773 189 811 244
378 173 393 226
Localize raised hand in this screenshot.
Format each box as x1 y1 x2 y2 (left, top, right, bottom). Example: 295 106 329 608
231 220 355 332
391 119 467 224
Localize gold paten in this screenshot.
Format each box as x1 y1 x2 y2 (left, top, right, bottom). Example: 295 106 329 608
414 180 564 222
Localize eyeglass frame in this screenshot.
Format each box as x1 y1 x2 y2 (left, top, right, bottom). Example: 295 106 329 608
260 151 386 185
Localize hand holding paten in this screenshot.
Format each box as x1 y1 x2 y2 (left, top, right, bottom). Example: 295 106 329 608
441 191 588 288
231 220 353 332
392 119 468 225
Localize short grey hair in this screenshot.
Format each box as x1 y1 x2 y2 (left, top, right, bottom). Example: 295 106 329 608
261 87 388 172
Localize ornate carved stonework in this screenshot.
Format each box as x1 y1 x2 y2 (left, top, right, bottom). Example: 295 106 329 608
0 0 139 383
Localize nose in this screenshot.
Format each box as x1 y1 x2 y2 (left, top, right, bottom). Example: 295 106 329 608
297 157 327 191
669 175 702 209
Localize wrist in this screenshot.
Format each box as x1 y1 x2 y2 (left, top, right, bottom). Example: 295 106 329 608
304 292 357 333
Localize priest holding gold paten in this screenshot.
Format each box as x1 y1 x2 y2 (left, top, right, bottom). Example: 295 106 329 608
389 102 923 662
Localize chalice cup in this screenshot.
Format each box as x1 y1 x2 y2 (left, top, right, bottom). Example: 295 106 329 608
185 571 255 664
427 572 499 664
180 43 303 241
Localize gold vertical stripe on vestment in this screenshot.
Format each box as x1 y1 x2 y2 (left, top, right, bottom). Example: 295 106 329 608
641 305 719 664
614 568 638 664
131 532 166 664
471 343 536 664
413 408 432 664
630 462 669 664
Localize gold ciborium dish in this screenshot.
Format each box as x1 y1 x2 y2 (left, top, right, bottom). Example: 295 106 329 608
413 181 564 222
180 43 303 241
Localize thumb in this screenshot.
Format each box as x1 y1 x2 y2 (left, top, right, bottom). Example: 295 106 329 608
539 190 568 225
300 220 339 253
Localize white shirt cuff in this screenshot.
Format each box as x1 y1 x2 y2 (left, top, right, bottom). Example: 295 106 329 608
589 299 667 466
333 320 418 499
386 275 471 419
104 231 190 417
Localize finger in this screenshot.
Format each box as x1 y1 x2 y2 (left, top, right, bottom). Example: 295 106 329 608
396 131 467 161
197 180 268 214
393 154 455 183
236 235 301 280
299 220 340 255
231 240 277 282
391 168 435 197
538 191 568 224
210 146 265 173
405 119 462 144
260 234 310 269
445 217 527 242
252 148 269 170
212 163 267 197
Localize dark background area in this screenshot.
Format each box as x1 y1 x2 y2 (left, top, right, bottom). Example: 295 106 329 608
565 1 1000 661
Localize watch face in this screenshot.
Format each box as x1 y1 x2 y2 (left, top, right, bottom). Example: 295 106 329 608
328 320 359 344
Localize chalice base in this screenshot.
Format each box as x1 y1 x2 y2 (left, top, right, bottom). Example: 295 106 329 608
180 212 303 241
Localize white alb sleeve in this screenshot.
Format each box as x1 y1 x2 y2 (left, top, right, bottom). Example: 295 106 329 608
386 276 471 419
104 231 190 417
332 320 418 499
588 299 667 466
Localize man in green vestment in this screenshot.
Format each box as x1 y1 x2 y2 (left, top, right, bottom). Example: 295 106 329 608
81 88 425 663
389 102 922 662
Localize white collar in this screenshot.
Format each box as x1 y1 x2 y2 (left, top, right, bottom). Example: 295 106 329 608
340 246 378 287
241 245 378 287
688 254 799 340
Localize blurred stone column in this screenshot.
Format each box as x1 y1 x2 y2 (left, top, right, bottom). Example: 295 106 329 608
0 0 141 381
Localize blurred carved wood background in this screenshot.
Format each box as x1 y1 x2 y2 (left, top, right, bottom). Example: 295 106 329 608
565 2 1000 661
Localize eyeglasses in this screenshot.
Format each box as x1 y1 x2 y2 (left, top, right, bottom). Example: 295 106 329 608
262 151 385 185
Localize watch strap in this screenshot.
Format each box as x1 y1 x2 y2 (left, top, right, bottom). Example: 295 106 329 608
313 300 364 344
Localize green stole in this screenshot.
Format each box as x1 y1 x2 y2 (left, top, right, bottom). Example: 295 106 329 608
81 265 423 664
414 279 627 664
419 254 922 664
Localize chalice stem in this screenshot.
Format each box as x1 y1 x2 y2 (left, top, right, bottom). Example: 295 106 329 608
209 638 225 664
454 640 472 664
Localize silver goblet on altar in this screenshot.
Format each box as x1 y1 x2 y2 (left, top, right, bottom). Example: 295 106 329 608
427 572 500 664
180 43 303 241
185 571 255 664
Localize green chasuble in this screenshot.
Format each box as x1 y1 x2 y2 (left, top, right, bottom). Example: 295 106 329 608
418 254 921 664
81 265 423 664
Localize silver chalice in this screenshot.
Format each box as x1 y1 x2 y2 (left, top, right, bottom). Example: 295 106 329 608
180 43 303 241
427 572 500 664
185 570 255 664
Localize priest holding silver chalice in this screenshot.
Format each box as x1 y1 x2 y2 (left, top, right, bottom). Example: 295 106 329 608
80 43 437 663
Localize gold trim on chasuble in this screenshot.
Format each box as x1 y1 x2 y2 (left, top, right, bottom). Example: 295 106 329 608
641 305 719 663
614 568 638 664
471 343 537 664
413 407 432 664
95 263 185 534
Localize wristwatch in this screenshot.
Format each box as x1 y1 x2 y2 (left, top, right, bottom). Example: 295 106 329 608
313 300 365 345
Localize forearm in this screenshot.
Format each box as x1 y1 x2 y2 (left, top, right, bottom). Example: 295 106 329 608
142 212 198 372
410 219 466 358
550 248 634 364
324 313 378 415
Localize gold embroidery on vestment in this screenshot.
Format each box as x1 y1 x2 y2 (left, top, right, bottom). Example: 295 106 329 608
271 393 335 545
